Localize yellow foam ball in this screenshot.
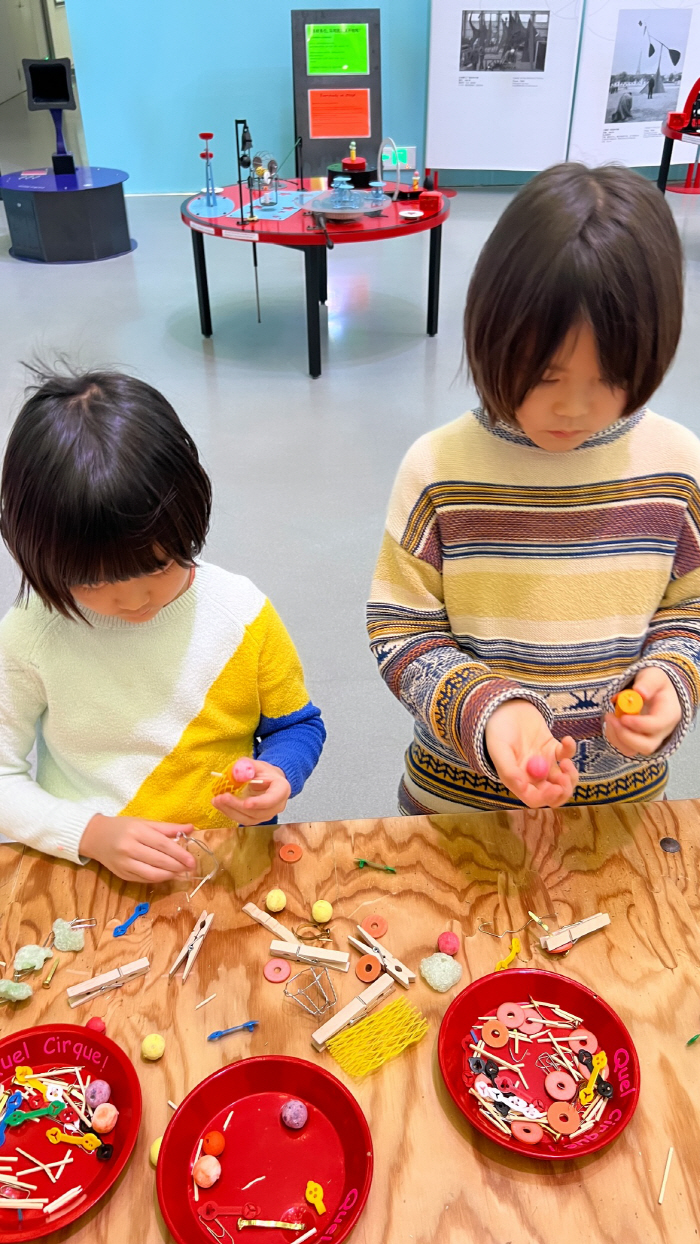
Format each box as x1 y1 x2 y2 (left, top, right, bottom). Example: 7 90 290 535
266 889 287 913
141 1033 165 1061
312 900 333 924
149 1136 162 1167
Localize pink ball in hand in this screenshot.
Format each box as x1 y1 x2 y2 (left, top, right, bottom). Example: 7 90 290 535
526 756 549 781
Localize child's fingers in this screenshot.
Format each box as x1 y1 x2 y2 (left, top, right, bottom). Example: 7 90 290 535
122 861 186 884
138 831 195 872
148 821 197 837
613 712 663 736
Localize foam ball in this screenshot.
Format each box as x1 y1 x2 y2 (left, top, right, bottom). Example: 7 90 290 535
149 1137 162 1167
526 755 549 780
91 1103 119 1134
312 900 333 924
281 1099 308 1130
0 981 32 1002
141 1033 165 1061
437 931 460 956
52 919 85 952
193 1154 221 1188
86 1080 111 1109
266 889 287 913
420 952 463 993
202 1130 225 1156
86 1016 106 1034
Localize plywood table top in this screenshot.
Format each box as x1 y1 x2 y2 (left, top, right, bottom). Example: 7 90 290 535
0 799 698 1243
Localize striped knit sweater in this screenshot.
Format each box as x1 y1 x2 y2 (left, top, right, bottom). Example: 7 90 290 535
368 408 700 812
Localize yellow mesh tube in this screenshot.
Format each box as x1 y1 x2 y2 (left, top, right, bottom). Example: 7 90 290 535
326 997 429 1077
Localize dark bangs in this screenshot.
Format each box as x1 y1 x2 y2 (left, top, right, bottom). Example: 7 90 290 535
1 368 212 618
464 162 684 423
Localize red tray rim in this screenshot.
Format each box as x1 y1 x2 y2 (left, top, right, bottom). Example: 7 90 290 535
157 1053 374 1244
437 968 641 1162
0 1022 142 1241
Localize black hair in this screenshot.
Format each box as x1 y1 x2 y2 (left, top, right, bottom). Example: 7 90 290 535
0 367 212 618
465 162 684 424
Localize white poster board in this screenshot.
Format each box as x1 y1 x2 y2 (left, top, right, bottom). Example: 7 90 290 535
569 3 700 167
426 2 584 169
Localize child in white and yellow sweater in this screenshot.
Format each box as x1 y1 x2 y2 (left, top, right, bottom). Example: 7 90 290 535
0 368 325 880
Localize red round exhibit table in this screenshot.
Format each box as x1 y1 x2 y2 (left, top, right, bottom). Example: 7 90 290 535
180 179 450 377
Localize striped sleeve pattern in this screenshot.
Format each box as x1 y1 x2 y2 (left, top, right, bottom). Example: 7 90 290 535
368 409 700 811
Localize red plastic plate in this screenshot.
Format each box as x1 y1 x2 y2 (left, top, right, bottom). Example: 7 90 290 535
438 969 640 1161
157 1055 372 1243
0 1023 141 1240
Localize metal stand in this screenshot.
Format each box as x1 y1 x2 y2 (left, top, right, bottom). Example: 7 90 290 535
427 224 442 336
657 136 674 193
191 230 212 338
319 247 328 305
304 247 323 378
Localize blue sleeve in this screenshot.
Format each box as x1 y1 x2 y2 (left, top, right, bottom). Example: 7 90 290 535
254 702 326 798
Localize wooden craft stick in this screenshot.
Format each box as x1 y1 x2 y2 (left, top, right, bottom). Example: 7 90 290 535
658 1147 674 1204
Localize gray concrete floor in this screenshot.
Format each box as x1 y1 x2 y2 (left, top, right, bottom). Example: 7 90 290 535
0 186 698 822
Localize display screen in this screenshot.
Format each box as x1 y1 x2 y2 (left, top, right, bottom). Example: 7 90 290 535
306 23 369 75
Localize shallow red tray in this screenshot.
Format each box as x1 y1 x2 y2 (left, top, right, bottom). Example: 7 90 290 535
0 1023 141 1240
438 968 640 1161
157 1055 372 1243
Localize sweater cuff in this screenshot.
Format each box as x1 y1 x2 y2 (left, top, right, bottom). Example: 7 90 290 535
51 806 97 866
430 666 553 779
604 659 695 758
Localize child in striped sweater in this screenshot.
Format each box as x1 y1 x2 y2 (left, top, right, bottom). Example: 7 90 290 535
0 369 325 879
369 163 700 813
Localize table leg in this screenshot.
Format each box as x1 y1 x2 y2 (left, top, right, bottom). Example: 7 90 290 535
304 247 322 378
427 224 442 337
191 229 212 337
657 137 674 194
319 247 328 305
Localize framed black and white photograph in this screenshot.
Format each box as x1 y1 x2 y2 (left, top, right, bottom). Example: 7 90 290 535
459 10 550 73
605 8 690 123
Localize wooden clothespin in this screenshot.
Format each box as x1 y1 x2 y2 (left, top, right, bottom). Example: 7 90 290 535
540 912 610 954
268 939 349 973
242 902 297 944
347 925 415 989
169 912 214 983
66 958 150 1008
311 973 395 1051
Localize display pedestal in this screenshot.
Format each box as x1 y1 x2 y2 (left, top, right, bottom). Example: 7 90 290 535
0 166 132 262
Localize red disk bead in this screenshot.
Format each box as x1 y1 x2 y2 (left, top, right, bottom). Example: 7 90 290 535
199 132 214 140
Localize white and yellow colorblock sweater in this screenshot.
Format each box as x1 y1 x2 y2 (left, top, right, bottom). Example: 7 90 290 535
0 563 325 863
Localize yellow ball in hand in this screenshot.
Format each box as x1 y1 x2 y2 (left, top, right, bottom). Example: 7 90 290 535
312 899 333 924
149 1136 162 1167
266 889 287 913
141 1033 166 1061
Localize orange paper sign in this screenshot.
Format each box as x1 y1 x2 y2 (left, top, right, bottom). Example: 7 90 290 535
308 88 371 139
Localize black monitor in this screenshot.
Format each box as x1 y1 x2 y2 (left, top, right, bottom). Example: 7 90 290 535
23 58 76 111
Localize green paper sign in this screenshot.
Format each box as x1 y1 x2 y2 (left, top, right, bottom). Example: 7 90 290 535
306 23 369 76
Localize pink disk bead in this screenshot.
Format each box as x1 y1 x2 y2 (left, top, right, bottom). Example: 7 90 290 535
568 1027 598 1054
264 958 291 983
437 931 460 956
497 1002 525 1029
511 1120 543 1145
544 1071 577 1101
517 1008 544 1035
526 755 549 780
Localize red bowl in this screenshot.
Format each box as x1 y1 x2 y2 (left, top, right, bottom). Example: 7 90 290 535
438 969 640 1161
0 1023 141 1240
157 1055 372 1244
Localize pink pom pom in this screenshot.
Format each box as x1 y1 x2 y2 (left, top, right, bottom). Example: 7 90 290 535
85 1016 106 1034
526 755 549 780
232 758 256 783
437 931 460 956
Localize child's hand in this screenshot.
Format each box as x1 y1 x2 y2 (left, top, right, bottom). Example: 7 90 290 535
211 759 292 826
604 668 682 758
484 700 579 808
80 815 197 883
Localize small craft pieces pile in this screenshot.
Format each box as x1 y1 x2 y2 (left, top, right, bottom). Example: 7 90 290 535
190 1100 322 1242
462 997 614 1150
0 1060 118 1222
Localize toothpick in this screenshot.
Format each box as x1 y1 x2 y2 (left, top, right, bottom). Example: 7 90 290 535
16 1147 56 1183
53 1150 73 1180
192 1137 203 1202
195 994 216 1010
295 1230 317 1244
0 1176 38 1190
478 1106 511 1135
223 1109 234 1131
187 876 208 901
167 1100 178 1110
658 1147 674 1204
43 1185 82 1215
468 1043 528 1087
242 1175 266 1189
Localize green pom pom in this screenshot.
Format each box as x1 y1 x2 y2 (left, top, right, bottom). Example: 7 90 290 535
13 944 52 973
420 952 463 993
0 980 32 1002
52 919 84 952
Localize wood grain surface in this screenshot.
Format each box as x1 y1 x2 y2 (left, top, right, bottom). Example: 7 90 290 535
0 800 699 1243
